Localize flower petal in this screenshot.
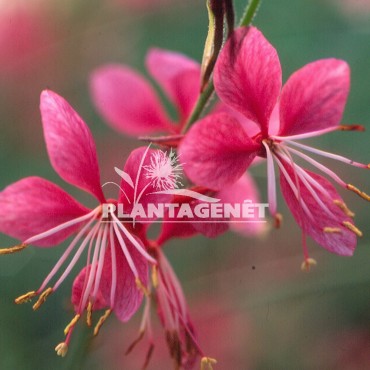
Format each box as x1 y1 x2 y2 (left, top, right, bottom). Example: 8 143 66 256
146 48 201 122
40 90 105 203
217 173 267 236
279 165 356 256
0 177 91 247
90 64 171 135
100 235 148 321
214 27 282 135
279 59 350 136
179 113 259 190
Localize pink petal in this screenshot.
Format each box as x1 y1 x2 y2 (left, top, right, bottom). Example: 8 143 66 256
146 48 201 121
40 90 105 203
279 165 356 256
279 59 350 136
0 177 90 247
214 27 282 135
72 266 107 311
217 173 267 236
100 236 148 321
90 64 171 135
179 113 260 190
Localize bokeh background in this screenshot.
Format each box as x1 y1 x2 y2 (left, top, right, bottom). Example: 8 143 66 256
0 0 370 369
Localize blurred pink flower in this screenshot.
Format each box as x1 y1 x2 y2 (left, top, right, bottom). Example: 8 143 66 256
180 26 369 261
90 48 200 136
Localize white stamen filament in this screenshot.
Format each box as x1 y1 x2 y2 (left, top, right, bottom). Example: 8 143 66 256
37 216 97 292
24 208 99 245
262 141 278 216
53 223 101 291
270 126 340 141
285 146 347 187
273 155 314 221
110 212 156 264
109 225 117 308
284 140 367 168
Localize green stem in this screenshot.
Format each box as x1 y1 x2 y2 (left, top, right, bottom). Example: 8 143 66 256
181 0 262 133
240 0 261 27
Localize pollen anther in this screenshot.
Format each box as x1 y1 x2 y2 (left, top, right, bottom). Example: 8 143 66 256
86 301 93 327
301 258 317 272
64 314 81 336
342 221 363 237
201 357 217 370
347 184 370 202
151 265 159 289
333 200 355 218
135 277 149 296
32 287 53 310
323 227 342 234
274 213 283 228
14 290 37 304
94 309 112 336
55 342 68 357
0 243 27 255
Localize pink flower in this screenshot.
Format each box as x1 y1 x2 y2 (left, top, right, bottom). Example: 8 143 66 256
180 27 369 260
90 48 200 137
0 90 163 356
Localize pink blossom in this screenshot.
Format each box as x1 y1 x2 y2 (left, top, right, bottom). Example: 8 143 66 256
180 27 369 259
90 48 200 137
0 90 166 356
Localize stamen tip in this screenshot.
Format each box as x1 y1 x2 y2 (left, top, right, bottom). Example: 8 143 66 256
0 243 27 255
342 221 363 237
274 213 283 229
201 357 217 370
301 258 317 272
14 290 37 304
135 278 150 296
32 287 53 311
55 342 68 357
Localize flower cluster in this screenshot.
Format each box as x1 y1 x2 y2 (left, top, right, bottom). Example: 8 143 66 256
0 6 369 370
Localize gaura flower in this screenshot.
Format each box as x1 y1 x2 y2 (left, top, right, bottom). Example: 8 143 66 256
90 48 201 137
0 90 167 356
180 27 369 262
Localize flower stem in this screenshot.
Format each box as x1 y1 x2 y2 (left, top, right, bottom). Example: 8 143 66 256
182 0 262 133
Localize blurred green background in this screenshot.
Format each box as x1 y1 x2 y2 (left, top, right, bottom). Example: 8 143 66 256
0 0 370 369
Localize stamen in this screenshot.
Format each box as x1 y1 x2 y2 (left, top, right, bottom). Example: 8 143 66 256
201 357 217 370
151 265 159 288
347 184 370 202
93 309 112 336
342 221 363 237
333 200 355 218
33 287 53 310
262 140 278 217
86 302 93 327
284 140 369 169
0 243 27 255
323 227 342 234
142 343 155 370
109 226 117 308
14 290 37 304
55 342 68 357
64 314 81 336
274 213 283 228
271 124 365 141
125 330 145 355
301 258 317 272
136 277 149 296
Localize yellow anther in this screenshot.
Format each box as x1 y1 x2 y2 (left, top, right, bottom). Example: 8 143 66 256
64 314 81 336
274 213 283 229
301 258 317 272
86 301 93 327
0 243 27 255
347 184 370 202
333 200 355 218
93 309 112 336
55 342 68 357
14 290 37 304
342 221 363 237
151 265 159 289
135 278 149 296
32 287 53 311
323 227 342 234
201 357 217 370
